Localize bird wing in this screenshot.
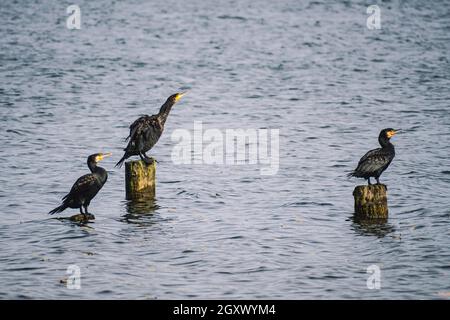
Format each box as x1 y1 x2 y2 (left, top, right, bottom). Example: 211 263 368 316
125 115 162 152
355 148 392 174
126 116 143 141
357 148 381 166
63 173 99 201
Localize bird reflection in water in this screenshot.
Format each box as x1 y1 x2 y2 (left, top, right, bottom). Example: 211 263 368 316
351 217 396 238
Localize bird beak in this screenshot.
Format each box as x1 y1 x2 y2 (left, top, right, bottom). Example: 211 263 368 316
99 152 112 161
175 92 187 102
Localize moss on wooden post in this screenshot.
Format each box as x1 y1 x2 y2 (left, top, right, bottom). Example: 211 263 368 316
125 160 156 200
353 184 388 219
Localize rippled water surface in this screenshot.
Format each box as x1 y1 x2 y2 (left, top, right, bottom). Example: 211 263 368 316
1 0 449 299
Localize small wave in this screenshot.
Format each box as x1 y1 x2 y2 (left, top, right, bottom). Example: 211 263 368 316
6 129 22 135
282 201 333 207
217 15 247 21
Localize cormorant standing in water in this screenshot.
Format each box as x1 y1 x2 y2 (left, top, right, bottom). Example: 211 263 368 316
348 128 400 185
115 92 186 167
49 153 112 216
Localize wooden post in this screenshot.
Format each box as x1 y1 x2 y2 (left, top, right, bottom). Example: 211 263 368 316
69 213 95 223
353 184 388 219
125 160 156 200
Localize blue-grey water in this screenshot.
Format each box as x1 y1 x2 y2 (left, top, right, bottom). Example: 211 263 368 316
0 0 449 299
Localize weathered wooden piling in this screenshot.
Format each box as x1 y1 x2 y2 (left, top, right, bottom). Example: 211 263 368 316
353 184 388 219
125 160 156 200
69 213 95 223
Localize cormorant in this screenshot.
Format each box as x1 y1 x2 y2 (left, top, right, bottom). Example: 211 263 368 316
348 128 400 185
116 92 186 167
49 153 112 216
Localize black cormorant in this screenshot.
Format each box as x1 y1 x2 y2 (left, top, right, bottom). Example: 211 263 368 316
49 153 112 216
116 92 186 167
348 128 400 185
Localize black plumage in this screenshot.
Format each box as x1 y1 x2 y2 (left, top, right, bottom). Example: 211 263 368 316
49 153 111 216
116 92 186 167
348 128 400 185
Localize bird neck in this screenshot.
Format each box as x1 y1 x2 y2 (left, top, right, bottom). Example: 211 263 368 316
88 161 105 174
158 99 175 125
88 161 108 183
88 159 97 173
379 136 394 149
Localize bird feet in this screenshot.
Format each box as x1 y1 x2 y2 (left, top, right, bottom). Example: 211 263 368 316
373 179 387 190
140 153 157 165
143 157 156 165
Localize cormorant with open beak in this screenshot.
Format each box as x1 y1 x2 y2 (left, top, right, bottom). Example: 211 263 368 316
49 153 112 216
116 92 186 167
348 128 400 185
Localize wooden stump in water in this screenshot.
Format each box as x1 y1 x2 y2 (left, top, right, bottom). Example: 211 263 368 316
69 213 95 222
125 160 156 200
353 184 388 219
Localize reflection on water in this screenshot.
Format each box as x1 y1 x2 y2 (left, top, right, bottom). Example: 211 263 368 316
351 216 395 238
125 197 159 215
121 197 160 225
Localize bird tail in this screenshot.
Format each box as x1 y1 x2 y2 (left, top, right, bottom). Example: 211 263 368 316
49 202 69 215
347 171 355 178
115 153 129 168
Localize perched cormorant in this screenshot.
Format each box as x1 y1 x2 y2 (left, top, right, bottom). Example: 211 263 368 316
49 153 112 216
348 128 400 185
116 92 186 167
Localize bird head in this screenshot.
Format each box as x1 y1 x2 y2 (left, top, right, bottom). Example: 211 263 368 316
88 152 112 164
168 92 187 104
381 128 401 139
